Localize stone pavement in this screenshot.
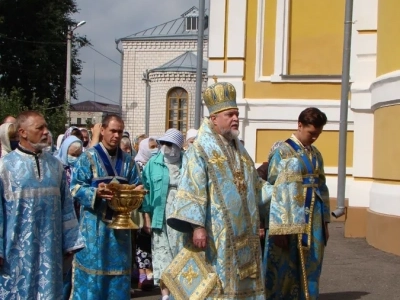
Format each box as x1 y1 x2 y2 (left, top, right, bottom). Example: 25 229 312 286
131 222 400 299
320 222 400 299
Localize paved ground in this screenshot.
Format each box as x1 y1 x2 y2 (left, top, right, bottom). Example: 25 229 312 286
131 222 400 299
320 222 400 299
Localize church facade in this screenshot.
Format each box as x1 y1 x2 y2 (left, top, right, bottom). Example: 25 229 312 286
207 0 400 255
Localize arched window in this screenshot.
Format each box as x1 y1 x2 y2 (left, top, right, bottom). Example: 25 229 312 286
166 87 188 133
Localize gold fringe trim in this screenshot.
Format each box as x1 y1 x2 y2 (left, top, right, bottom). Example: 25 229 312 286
297 234 310 300
269 224 306 235
238 262 258 280
75 261 130 276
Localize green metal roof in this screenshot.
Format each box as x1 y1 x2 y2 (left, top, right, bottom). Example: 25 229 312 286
119 7 208 41
151 51 207 73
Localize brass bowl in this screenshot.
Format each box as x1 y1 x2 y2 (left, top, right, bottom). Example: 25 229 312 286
105 183 147 229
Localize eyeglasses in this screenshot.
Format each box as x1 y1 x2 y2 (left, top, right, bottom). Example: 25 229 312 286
159 141 173 147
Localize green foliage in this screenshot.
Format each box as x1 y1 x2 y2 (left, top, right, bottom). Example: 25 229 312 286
0 0 90 108
85 118 94 129
0 88 67 137
0 88 27 120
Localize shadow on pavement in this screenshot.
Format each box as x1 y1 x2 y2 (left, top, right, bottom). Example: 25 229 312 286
320 291 370 300
131 283 160 299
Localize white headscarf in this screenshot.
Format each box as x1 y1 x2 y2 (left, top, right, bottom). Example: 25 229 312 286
56 134 64 150
0 123 14 157
186 129 198 141
134 138 152 164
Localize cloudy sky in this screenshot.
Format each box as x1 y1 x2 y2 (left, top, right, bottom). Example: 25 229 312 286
73 0 206 105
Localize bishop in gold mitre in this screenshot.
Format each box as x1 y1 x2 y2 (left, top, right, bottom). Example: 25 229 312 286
165 82 272 300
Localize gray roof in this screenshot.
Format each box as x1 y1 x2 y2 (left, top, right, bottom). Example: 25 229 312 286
119 7 208 42
71 101 120 113
151 51 207 73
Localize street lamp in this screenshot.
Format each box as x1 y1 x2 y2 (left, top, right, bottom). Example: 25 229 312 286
65 20 86 127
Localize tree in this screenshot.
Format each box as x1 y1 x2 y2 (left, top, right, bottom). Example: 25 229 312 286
85 118 94 130
0 0 89 109
0 88 67 137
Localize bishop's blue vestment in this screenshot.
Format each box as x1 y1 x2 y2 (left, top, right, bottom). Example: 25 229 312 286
166 118 271 299
263 135 330 300
69 143 141 300
0 148 83 300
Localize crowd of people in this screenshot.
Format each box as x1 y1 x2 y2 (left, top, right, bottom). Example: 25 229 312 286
0 81 330 300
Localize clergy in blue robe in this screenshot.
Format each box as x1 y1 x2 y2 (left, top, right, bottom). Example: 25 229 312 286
264 107 330 300
0 111 83 300
69 115 141 300
166 82 271 300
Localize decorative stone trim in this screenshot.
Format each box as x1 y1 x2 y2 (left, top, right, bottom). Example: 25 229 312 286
149 72 208 83
370 70 400 111
123 40 208 51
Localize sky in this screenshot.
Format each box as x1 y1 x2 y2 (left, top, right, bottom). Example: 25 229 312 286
73 0 204 106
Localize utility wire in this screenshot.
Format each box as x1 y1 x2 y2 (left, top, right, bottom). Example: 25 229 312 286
77 83 119 105
87 45 121 66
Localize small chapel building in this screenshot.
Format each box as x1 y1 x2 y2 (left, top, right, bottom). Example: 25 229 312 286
116 6 208 137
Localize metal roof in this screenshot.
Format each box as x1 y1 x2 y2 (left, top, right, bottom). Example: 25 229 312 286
151 51 207 73
119 7 208 42
71 101 120 113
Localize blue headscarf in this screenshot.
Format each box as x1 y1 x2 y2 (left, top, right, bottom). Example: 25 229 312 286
55 136 82 166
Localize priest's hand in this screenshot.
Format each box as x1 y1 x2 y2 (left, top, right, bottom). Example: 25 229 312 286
193 227 207 249
273 235 289 250
96 183 114 200
134 185 144 190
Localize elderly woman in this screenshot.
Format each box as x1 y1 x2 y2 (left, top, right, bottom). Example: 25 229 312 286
120 135 133 155
55 136 83 192
61 126 83 144
132 137 160 290
183 128 197 151
0 122 19 157
134 137 159 171
79 128 91 150
141 129 184 300
54 136 83 300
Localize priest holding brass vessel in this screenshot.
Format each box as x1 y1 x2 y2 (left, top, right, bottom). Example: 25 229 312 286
69 114 142 299
105 182 147 229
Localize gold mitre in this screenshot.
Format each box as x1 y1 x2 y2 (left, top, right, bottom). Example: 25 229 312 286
203 82 237 115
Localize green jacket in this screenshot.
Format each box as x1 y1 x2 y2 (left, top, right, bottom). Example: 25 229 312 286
141 152 181 229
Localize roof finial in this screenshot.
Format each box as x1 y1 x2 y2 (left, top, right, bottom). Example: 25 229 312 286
212 75 218 83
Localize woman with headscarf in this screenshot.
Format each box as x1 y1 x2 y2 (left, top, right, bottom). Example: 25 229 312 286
141 129 184 300
56 134 64 150
132 137 159 290
54 135 83 300
120 136 133 156
0 122 19 157
79 128 91 151
132 134 147 155
134 137 159 171
183 128 198 151
61 126 83 144
55 136 83 195
54 127 83 157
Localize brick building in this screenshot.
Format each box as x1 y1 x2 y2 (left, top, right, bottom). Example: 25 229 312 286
116 6 208 137
70 100 120 127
